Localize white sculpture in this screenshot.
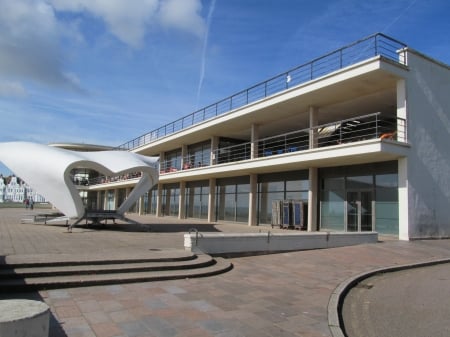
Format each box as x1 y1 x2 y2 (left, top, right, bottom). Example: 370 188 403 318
0 142 159 218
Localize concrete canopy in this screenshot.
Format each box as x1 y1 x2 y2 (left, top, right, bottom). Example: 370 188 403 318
0 142 159 218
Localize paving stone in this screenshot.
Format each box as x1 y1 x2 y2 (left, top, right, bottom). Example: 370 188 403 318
2 208 450 337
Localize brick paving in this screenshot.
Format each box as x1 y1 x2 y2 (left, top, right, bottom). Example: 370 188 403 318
2 208 450 336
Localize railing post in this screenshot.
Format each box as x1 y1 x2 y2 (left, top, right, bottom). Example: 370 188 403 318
374 35 378 57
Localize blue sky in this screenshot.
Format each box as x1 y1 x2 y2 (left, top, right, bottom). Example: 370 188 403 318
0 0 449 175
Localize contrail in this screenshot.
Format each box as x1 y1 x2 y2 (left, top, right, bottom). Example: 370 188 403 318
196 0 216 109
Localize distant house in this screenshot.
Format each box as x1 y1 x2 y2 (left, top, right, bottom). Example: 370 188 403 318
0 175 46 203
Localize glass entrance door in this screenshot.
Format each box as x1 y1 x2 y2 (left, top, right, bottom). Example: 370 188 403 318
346 191 373 232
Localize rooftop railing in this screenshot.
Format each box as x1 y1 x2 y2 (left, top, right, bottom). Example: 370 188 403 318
118 33 407 151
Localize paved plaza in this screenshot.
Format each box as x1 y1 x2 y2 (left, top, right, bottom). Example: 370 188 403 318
1 208 450 337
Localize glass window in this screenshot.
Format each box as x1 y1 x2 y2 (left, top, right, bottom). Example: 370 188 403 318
257 171 309 225
216 176 250 223
346 175 373 189
320 189 345 231
161 184 179 217
186 181 209 219
187 141 211 167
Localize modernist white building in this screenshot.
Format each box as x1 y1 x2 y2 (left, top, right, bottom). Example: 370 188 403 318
62 34 450 240
0 175 46 204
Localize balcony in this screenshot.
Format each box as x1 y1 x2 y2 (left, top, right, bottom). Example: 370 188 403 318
160 112 406 174
118 33 407 151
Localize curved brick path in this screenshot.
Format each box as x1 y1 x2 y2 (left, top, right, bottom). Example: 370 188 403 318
2 208 450 337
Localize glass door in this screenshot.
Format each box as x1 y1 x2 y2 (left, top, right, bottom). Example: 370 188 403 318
346 191 373 232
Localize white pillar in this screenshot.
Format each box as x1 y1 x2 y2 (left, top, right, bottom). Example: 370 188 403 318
309 106 319 149
211 136 219 165
179 181 186 219
208 178 216 223
156 183 163 217
251 124 259 159
181 144 189 169
308 167 318 231
398 157 409 240
248 174 258 226
397 79 407 142
114 189 119 210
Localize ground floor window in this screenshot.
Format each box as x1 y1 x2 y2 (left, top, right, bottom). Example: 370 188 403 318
186 180 209 219
257 171 309 225
145 187 158 215
162 183 179 216
319 161 398 234
216 176 250 222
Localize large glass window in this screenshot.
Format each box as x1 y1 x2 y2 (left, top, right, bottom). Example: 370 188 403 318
161 183 180 216
163 149 182 172
375 173 398 235
187 141 211 168
216 176 250 222
320 177 345 231
186 180 209 219
257 171 309 225
319 162 398 235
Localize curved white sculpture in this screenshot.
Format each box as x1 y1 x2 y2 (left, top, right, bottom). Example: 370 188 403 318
0 142 159 218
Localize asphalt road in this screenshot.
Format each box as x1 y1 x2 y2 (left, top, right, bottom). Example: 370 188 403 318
342 263 450 337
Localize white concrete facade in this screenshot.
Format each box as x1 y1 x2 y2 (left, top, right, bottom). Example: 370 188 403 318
77 35 450 240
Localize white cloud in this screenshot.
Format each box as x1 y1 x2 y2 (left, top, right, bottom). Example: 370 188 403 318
0 0 82 93
50 0 160 48
50 0 207 47
159 0 206 38
0 81 27 98
0 0 208 97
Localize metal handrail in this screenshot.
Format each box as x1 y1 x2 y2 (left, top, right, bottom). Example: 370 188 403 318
118 33 407 151
158 112 406 173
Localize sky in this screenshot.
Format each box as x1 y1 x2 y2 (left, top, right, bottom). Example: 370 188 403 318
0 0 449 175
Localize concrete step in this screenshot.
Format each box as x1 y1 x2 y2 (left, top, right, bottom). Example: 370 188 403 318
0 254 215 278
0 254 232 292
0 250 197 269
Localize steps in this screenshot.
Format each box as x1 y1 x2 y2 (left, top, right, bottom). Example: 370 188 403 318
0 251 232 292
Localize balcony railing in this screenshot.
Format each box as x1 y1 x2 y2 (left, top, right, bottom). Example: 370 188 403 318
159 112 406 174
118 33 407 151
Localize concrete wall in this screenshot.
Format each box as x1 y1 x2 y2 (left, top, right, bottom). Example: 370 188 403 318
405 49 450 238
184 232 378 255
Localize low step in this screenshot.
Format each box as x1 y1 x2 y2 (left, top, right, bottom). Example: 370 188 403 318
0 258 232 292
1 250 196 269
0 254 215 278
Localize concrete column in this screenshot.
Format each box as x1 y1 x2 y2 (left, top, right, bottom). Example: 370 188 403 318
138 196 144 215
208 178 216 223
251 124 259 159
114 189 119 210
248 174 258 226
398 157 409 240
211 136 219 165
159 151 165 173
179 181 186 219
397 79 407 142
308 167 318 231
156 183 163 217
181 144 188 169
309 106 319 149
103 191 108 210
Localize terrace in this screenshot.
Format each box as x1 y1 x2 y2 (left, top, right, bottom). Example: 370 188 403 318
118 33 407 151
159 112 406 174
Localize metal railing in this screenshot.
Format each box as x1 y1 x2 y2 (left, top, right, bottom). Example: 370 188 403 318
119 33 407 151
159 112 406 173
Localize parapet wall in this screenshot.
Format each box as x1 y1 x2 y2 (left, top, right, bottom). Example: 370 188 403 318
184 231 378 255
